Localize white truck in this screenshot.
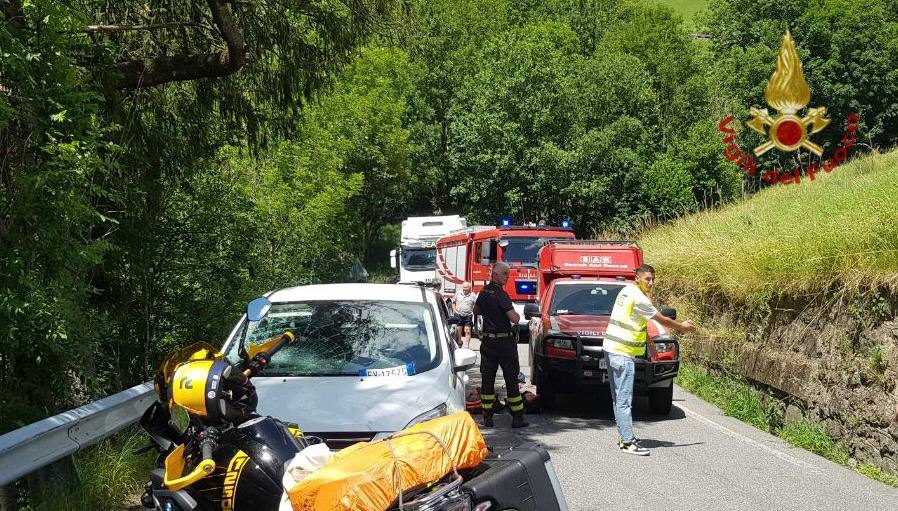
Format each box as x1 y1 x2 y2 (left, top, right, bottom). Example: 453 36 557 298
390 215 466 284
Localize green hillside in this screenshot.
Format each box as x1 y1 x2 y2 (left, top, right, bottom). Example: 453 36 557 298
640 150 898 302
653 0 709 24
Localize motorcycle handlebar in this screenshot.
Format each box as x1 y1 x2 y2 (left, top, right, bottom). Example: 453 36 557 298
199 427 218 461
243 331 297 377
201 440 214 461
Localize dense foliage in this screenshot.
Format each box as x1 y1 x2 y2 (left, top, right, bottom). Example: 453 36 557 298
2 0 897 432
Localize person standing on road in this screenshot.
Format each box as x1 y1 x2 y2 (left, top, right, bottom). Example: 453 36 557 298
604 264 695 455
452 281 477 348
474 262 529 428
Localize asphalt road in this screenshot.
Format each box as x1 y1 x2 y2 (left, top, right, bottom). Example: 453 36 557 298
465 339 898 511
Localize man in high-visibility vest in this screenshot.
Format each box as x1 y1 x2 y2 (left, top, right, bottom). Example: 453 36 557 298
604 264 695 456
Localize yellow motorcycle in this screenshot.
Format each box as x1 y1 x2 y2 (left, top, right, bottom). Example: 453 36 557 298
139 297 312 511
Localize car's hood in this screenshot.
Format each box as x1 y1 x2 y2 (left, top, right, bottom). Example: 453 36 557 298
251 368 450 433
549 314 610 337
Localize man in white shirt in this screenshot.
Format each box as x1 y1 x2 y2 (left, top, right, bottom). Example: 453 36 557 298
452 281 477 348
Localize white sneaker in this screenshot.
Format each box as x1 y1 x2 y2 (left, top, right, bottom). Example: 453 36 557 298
620 441 650 456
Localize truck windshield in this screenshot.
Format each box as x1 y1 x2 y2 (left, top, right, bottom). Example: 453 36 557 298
401 247 436 270
550 283 624 315
502 237 566 265
228 301 439 376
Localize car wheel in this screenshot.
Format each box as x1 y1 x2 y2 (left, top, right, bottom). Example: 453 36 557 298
648 384 673 415
536 368 556 410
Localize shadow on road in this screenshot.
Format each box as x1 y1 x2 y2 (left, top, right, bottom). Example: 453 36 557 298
636 438 704 449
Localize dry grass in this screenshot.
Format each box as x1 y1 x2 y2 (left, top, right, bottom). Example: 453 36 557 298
640 150 898 303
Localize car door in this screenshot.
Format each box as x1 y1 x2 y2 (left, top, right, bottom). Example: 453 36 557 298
435 293 466 410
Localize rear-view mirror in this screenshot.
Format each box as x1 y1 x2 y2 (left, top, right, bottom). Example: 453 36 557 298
247 296 272 322
454 348 477 372
524 303 540 320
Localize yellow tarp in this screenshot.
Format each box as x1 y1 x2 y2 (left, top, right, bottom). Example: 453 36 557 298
288 412 488 511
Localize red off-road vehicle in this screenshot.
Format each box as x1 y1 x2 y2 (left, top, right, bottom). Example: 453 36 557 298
524 241 680 414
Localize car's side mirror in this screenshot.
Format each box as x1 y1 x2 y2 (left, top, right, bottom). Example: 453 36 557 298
453 348 477 372
389 249 398 269
661 307 677 320
247 296 272 321
523 303 540 320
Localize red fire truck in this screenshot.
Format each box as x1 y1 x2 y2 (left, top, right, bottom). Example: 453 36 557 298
524 240 680 413
434 224 575 341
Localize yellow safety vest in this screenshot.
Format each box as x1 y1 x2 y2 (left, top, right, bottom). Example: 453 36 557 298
603 285 648 358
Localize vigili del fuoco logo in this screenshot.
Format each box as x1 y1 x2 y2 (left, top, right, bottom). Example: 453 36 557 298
718 29 859 186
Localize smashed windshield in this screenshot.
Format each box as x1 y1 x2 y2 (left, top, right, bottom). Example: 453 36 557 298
228 301 439 377
401 247 436 270
501 237 567 265
550 283 624 315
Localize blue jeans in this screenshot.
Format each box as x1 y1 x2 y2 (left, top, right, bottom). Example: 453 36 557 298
606 352 636 443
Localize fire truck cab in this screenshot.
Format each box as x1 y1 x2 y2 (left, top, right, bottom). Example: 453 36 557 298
524 240 680 413
434 224 576 342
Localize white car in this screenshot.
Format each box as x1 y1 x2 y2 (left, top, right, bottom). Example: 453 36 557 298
221 283 477 448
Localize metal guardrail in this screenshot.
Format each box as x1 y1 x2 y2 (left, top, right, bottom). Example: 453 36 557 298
0 382 155 486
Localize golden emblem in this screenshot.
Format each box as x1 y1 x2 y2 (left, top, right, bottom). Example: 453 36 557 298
746 29 830 156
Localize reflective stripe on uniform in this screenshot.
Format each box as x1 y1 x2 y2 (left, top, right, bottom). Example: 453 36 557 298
507 395 524 411
603 332 645 348
609 318 645 332
481 393 495 409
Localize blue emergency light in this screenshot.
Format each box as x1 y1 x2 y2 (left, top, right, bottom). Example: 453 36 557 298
500 217 513 227
561 219 572 229
515 280 537 295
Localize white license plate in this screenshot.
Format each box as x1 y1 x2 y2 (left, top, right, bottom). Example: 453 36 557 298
583 371 593 377
598 358 607 370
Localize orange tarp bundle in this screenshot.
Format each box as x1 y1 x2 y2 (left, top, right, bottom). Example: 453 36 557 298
288 412 488 511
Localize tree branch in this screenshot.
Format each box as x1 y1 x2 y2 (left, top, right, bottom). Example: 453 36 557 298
111 0 248 90
81 22 201 34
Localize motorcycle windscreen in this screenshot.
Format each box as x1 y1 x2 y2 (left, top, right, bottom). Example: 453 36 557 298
287 411 488 511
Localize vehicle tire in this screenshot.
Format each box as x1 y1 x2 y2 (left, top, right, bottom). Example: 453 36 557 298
536 368 556 410
648 384 673 415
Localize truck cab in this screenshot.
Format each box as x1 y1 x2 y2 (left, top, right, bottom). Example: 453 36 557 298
435 225 575 341
525 241 679 413
390 215 466 284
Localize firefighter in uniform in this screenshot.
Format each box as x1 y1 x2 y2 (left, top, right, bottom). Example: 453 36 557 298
604 263 694 455
474 262 529 428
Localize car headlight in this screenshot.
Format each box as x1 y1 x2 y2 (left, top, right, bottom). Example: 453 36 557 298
404 403 448 429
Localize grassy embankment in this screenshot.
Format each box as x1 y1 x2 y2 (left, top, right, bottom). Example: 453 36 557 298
21 427 156 511
653 0 709 29
642 149 898 304
640 150 898 486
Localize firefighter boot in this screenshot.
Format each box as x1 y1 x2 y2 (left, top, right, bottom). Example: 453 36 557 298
482 408 494 428
481 393 496 428
507 394 529 428
511 408 529 428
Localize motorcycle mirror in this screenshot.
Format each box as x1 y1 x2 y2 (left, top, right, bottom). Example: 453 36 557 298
247 296 272 322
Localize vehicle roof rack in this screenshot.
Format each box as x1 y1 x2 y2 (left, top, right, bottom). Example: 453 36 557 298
543 239 638 246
